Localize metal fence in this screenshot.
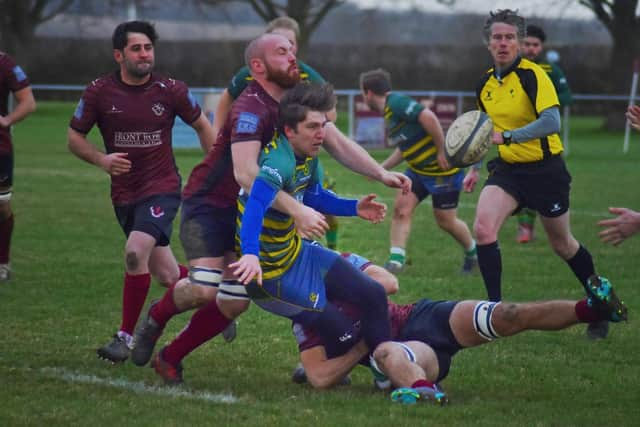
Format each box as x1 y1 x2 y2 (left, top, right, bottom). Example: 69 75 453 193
27 84 636 153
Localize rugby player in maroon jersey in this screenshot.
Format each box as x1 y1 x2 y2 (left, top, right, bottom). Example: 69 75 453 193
67 21 216 363
0 52 36 282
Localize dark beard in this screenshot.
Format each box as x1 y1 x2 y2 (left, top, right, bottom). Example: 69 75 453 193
265 63 300 88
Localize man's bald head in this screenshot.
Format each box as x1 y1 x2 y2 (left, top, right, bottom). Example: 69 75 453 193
244 33 290 70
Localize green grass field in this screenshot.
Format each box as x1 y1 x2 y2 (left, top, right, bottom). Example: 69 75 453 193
1 102 639 426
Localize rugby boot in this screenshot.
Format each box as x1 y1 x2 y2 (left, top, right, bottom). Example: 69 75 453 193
383 260 404 274
0 264 11 281
391 384 448 405
460 256 478 275
221 320 237 343
517 223 534 243
131 301 163 366
152 348 183 386
96 334 130 363
586 275 628 322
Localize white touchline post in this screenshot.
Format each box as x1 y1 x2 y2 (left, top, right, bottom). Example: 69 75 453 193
623 58 640 154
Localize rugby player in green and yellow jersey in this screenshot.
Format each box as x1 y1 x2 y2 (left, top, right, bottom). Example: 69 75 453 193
359 69 477 275
231 82 393 354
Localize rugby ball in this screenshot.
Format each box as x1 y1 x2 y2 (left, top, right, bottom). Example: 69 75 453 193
445 110 493 167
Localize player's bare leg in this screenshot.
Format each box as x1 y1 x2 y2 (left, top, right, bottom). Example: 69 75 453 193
433 207 477 274
385 190 418 273
0 197 13 282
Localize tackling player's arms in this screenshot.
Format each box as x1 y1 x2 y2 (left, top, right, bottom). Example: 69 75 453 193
300 340 369 389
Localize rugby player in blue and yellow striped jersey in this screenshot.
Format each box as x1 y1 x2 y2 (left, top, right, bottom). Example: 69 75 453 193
360 69 477 275
231 82 393 354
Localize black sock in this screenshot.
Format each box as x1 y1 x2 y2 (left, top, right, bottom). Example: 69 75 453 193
566 244 595 294
477 241 502 302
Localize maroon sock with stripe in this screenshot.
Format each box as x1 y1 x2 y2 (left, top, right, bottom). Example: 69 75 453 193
575 299 607 323
163 299 231 366
150 283 179 328
0 214 14 264
119 272 151 335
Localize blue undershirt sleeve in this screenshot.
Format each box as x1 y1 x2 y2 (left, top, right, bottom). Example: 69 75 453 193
303 184 358 216
240 177 278 256
511 107 561 143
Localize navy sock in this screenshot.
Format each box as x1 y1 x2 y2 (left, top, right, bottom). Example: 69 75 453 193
566 244 595 294
477 241 502 302
324 256 391 349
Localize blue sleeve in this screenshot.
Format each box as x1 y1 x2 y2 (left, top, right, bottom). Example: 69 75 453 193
240 178 278 256
303 184 358 216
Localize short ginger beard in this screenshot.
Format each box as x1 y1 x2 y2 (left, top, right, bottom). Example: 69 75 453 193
265 61 300 89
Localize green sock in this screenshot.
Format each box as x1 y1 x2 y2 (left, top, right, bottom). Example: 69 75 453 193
389 247 406 264
326 230 338 250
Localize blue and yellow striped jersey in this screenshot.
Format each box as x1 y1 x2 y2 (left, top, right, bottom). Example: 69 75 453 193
236 135 322 280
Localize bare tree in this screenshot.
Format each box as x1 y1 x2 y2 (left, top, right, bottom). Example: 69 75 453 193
197 0 345 52
579 0 640 92
0 0 75 55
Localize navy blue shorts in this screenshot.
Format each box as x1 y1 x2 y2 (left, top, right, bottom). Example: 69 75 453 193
405 169 463 209
180 201 237 260
398 298 462 382
485 155 571 218
113 193 180 246
0 152 14 193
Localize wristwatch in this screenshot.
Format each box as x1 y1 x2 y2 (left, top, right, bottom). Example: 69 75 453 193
502 131 513 145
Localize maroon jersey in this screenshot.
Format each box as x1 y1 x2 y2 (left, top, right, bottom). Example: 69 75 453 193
0 52 30 154
69 72 201 205
182 81 279 209
293 300 414 359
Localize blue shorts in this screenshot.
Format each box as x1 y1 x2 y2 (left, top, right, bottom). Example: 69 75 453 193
405 169 463 209
180 201 237 259
247 241 339 318
398 298 462 382
113 193 180 246
340 252 372 271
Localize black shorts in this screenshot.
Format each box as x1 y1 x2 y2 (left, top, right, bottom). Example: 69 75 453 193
485 155 571 218
0 152 14 192
113 193 180 246
398 299 461 383
180 202 237 260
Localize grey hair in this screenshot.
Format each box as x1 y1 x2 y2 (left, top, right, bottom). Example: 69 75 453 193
483 9 526 44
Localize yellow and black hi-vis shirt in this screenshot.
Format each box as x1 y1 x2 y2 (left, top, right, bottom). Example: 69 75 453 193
476 56 563 164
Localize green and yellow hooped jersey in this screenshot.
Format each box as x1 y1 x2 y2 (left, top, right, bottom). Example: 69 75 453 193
385 93 458 176
476 57 563 163
236 135 322 280
227 61 326 100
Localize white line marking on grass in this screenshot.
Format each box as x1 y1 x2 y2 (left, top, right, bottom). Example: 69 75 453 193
41 367 238 404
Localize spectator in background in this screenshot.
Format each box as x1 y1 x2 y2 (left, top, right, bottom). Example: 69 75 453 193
516 24 573 244
0 52 36 282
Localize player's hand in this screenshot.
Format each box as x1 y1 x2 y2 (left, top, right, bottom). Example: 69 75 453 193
491 131 504 145
357 194 387 224
437 151 451 171
380 171 411 194
292 204 329 240
0 115 10 128
626 105 640 131
597 207 640 246
229 254 262 286
101 152 132 176
463 168 479 193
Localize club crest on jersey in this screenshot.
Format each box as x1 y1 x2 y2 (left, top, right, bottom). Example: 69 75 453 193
237 112 260 134
150 205 165 218
152 103 165 116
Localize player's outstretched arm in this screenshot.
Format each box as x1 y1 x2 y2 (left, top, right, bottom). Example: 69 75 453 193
190 112 216 152
380 147 403 170
356 194 387 224
67 127 131 176
0 86 36 128
598 207 640 246
300 341 368 389
323 122 411 193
